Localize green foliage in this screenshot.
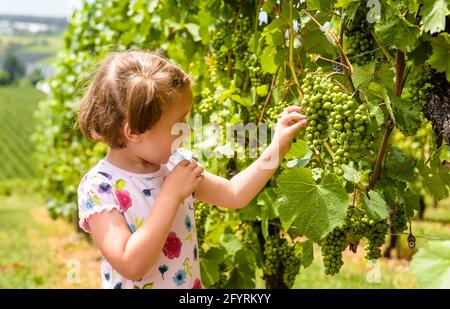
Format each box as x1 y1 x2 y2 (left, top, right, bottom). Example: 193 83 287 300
33 0 450 287
2 50 25 82
411 241 450 288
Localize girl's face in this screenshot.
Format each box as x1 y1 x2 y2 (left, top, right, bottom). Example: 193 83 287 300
127 88 193 164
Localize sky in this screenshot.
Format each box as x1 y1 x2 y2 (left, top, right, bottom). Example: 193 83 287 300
0 0 83 18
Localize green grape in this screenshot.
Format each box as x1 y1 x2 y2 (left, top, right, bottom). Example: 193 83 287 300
196 88 215 116
211 27 229 73
320 225 348 275
265 100 288 123
232 17 251 61
301 68 375 172
263 234 301 287
364 218 389 260
389 204 408 234
402 69 431 106
345 18 375 66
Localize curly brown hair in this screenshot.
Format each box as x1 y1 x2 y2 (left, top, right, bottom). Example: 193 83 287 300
77 50 192 149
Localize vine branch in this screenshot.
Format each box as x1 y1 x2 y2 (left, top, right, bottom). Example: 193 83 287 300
367 51 405 192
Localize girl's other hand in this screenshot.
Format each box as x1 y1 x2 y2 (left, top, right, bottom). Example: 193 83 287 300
271 106 308 157
162 159 204 202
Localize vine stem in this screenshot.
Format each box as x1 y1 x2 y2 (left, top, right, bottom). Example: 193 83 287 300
289 0 303 98
258 65 281 124
367 51 405 192
424 144 445 165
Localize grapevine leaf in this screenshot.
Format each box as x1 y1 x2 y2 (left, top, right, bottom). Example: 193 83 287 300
408 40 433 66
185 23 201 42
301 240 314 268
261 46 280 74
384 146 416 183
368 82 395 124
428 33 450 80
256 85 269 97
224 249 256 288
420 165 447 201
420 0 449 34
375 16 420 52
403 189 420 218
200 259 220 287
361 190 388 220
306 0 337 11
219 234 241 256
284 140 307 161
248 31 262 54
411 241 450 288
277 168 349 242
391 96 422 135
352 61 375 88
342 163 362 184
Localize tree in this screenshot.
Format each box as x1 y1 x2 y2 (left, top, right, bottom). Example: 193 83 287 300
3 50 25 82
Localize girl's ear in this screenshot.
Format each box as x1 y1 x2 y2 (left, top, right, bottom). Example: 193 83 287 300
123 122 143 143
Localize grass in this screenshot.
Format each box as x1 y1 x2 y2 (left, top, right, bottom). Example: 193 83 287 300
0 80 45 180
0 191 101 288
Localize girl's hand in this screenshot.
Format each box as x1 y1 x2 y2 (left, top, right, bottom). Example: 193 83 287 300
162 160 204 202
271 106 307 157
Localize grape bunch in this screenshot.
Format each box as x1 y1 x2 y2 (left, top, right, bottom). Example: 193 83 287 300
265 100 289 123
194 202 211 250
320 207 389 275
244 52 272 88
402 69 431 106
245 52 263 87
389 204 408 234
196 88 215 116
301 68 374 175
263 235 301 288
232 17 251 61
345 20 375 66
320 226 348 275
211 27 229 72
365 219 389 260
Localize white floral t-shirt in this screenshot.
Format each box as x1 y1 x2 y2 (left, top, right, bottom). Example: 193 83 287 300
77 148 202 289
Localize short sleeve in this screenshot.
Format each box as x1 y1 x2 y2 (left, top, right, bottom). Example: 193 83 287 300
77 172 123 233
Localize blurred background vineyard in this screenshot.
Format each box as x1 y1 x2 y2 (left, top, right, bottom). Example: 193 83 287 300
0 0 449 288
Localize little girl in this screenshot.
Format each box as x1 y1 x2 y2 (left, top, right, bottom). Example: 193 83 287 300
76 50 307 289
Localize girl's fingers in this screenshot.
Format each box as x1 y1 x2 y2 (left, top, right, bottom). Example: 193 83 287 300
188 160 198 170
193 166 204 177
286 119 308 133
281 105 303 116
280 112 307 125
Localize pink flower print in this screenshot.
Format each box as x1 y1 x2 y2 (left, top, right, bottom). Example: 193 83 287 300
163 231 182 259
115 189 132 212
192 278 202 289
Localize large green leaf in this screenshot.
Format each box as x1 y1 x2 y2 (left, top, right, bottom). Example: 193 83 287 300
368 82 395 124
391 97 422 135
277 168 349 242
375 16 420 52
429 33 450 80
420 0 449 34
411 241 450 288
361 190 389 220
